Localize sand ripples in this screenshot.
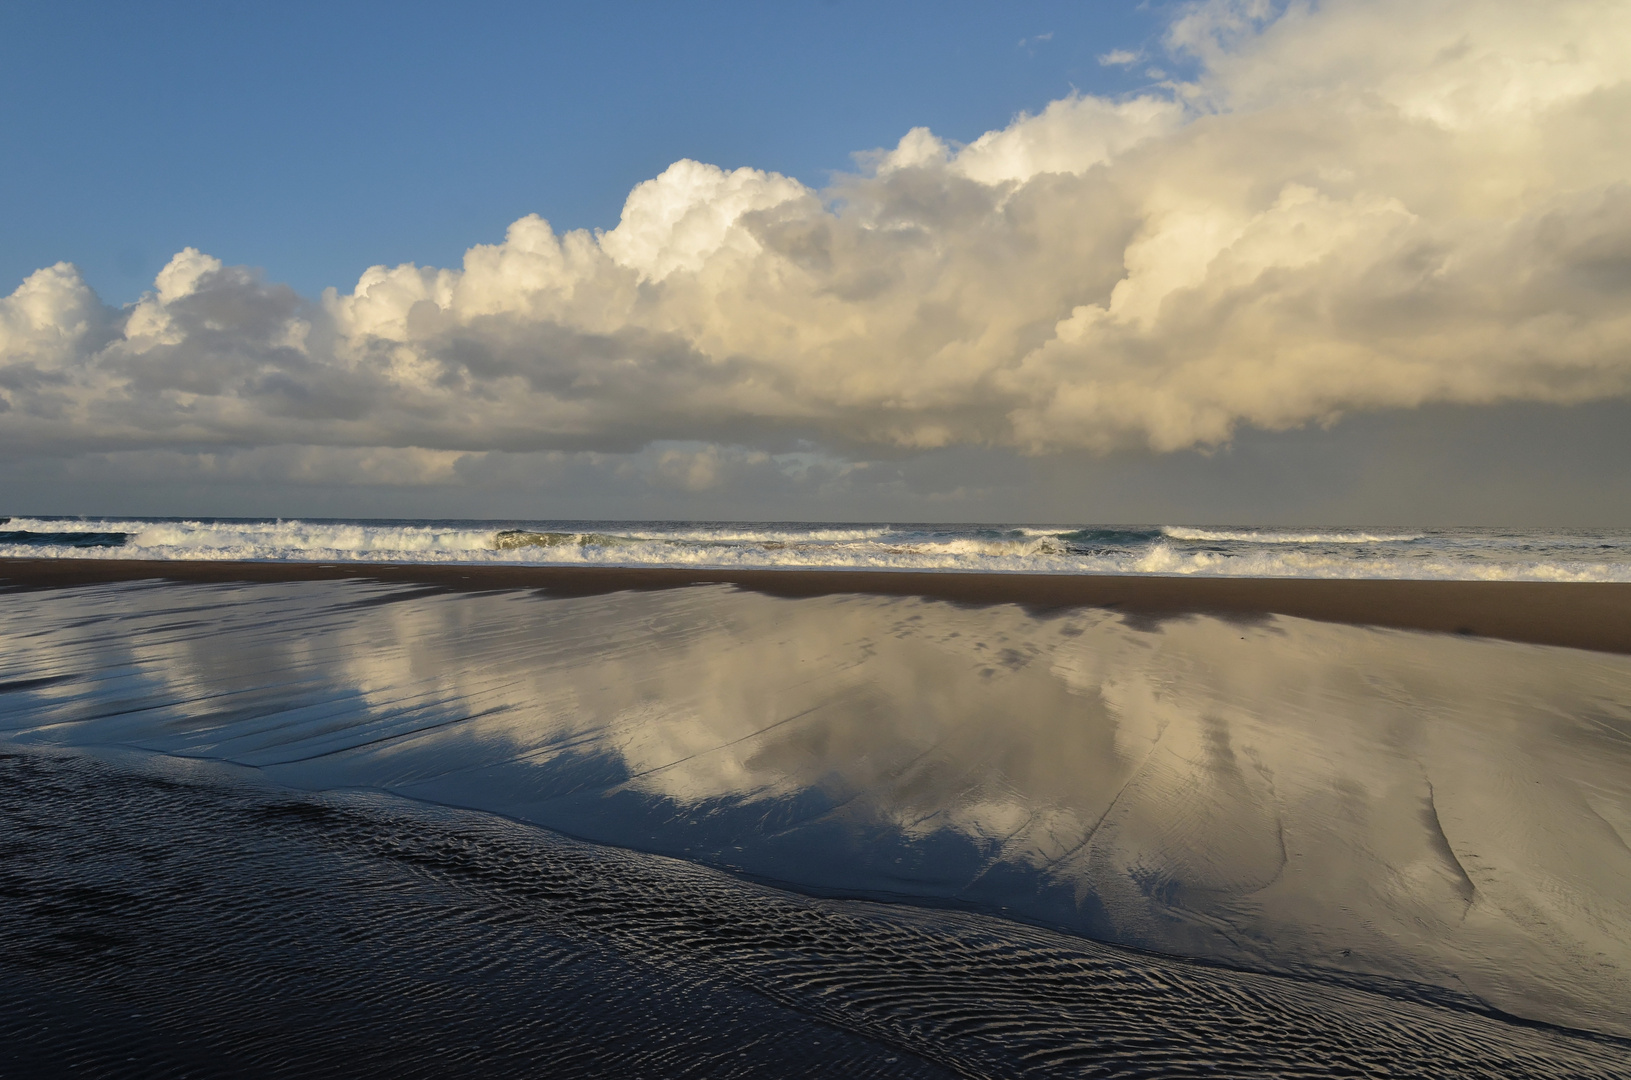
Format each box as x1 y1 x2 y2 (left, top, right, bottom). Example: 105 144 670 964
3 748 1626 1078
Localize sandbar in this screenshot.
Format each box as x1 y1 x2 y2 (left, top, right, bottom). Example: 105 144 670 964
2 557 1629 655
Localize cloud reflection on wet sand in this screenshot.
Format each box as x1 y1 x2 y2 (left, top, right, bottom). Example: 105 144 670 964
3 579 1629 1037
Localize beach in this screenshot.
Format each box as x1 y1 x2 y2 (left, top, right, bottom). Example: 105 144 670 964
3 558 1630 1076
10 0 1630 1071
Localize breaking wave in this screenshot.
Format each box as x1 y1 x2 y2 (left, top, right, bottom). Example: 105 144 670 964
2 516 1630 581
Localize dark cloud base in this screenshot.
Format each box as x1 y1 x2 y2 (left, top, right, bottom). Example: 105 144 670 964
2 402 1627 526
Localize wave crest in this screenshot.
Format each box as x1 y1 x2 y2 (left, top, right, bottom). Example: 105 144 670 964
1162 527 1428 544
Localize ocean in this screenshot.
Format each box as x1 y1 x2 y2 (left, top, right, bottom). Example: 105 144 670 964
2 523 1629 1076
4 515 1631 580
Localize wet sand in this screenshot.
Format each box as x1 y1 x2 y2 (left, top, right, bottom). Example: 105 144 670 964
8 745 1625 1079
6 569 1631 1072
3 556 1630 654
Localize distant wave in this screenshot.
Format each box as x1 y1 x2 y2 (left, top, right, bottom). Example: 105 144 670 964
2 516 1631 581
1162 527 1428 544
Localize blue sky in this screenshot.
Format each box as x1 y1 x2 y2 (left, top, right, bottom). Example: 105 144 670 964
1 1 1172 304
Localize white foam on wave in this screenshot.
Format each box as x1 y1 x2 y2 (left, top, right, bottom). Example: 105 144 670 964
132 520 497 554
1125 540 1629 581
5 516 1631 581
3 516 153 534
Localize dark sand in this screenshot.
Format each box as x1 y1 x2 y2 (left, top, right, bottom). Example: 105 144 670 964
8 747 1625 1078
4 557 1630 655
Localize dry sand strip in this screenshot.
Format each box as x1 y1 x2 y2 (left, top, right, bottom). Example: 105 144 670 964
3 556 1630 656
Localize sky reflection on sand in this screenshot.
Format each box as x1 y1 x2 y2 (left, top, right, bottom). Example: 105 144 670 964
2 579 1629 1036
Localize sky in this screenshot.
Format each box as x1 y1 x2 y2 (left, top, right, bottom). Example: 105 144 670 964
3 0 1630 525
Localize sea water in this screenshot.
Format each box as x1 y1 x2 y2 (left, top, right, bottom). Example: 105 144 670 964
4 515 1631 580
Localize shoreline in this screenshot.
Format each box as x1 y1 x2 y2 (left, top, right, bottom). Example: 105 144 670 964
4 556 1630 655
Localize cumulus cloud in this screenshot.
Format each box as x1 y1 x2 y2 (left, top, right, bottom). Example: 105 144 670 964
4 0 1631 478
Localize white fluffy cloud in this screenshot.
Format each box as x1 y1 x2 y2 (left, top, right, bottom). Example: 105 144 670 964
4 0 1630 470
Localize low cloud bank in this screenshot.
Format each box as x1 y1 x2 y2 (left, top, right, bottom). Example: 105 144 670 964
4 0 1630 482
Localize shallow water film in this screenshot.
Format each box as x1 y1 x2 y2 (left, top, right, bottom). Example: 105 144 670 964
2 578 1630 1077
